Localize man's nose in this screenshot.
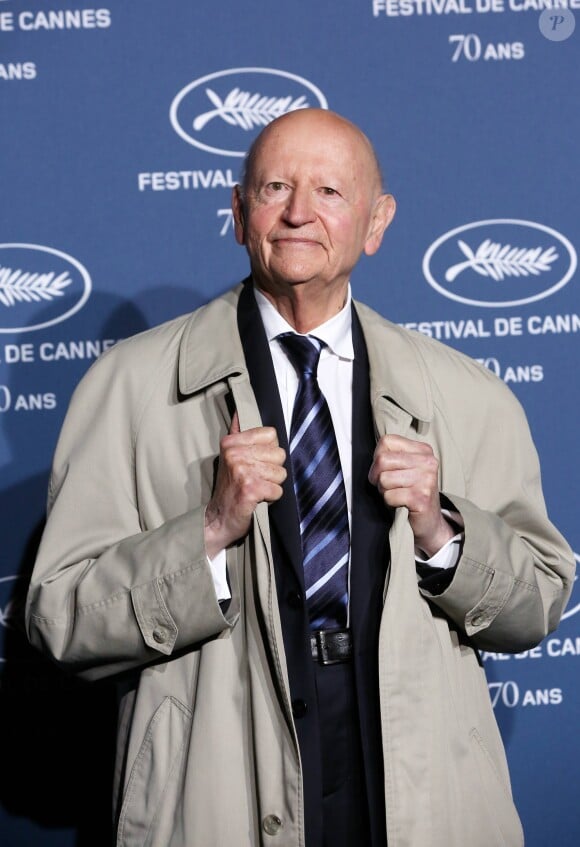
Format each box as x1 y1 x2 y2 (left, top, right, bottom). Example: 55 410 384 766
282 187 316 226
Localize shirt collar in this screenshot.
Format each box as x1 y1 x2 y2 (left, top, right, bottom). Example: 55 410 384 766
253 283 354 361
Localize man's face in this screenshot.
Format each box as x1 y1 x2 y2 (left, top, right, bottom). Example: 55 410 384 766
232 111 394 299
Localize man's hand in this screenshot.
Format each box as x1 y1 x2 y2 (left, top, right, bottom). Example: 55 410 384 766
204 412 287 558
368 434 454 557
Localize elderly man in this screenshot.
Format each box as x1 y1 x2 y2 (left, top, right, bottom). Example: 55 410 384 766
27 109 573 847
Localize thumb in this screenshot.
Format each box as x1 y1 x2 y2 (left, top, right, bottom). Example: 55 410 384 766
229 410 240 434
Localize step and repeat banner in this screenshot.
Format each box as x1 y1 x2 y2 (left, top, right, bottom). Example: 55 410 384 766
1 1 578 844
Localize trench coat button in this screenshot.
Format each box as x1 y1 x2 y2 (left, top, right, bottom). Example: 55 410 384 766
152 628 167 644
292 699 308 718
471 615 483 627
286 590 303 609
262 814 283 835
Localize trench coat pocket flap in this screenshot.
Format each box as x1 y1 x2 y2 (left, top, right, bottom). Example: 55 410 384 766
117 696 193 847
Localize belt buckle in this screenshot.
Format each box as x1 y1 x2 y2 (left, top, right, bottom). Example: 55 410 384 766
315 629 344 666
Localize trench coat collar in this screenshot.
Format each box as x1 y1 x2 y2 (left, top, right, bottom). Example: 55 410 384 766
353 299 434 428
177 282 434 429
177 283 248 396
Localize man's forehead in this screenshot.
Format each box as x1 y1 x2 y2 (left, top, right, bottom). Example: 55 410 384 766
252 143 340 175
242 109 383 192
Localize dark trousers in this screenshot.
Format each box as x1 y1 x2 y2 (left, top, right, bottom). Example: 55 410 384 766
314 660 372 847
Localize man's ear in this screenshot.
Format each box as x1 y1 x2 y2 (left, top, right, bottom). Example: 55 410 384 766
364 194 396 256
232 184 246 245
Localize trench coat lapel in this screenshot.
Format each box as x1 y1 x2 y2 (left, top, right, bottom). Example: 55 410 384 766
236 280 304 589
353 298 434 442
353 297 436 597
349 306 392 648
176 280 281 582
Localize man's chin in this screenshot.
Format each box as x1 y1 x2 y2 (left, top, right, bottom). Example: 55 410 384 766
254 267 323 292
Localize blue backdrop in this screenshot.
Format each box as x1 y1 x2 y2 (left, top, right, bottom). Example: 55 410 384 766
1 1 578 844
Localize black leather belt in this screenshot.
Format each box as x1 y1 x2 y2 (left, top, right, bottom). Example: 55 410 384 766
310 628 352 665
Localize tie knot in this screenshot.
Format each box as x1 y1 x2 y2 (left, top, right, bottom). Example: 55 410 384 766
278 333 324 378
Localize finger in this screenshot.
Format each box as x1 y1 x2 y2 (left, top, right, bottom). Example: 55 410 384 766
250 463 288 501
220 446 287 487
375 467 422 493
370 442 437 483
263 481 286 504
379 486 411 510
370 450 435 479
260 460 288 484
223 425 280 449
226 466 287 511
245 426 280 446
251 445 287 467
224 442 285 466
376 434 433 456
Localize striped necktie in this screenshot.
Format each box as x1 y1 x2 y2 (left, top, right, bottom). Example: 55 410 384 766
278 333 349 629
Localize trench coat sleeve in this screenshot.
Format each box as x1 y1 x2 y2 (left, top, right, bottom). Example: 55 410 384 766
419 360 575 653
25 330 239 682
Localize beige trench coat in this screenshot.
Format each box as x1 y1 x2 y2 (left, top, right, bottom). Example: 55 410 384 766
26 285 574 847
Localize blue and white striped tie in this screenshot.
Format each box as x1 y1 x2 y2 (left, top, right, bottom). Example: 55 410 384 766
278 333 349 629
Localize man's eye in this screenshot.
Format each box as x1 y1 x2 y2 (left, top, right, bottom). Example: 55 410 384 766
321 186 338 196
268 182 286 191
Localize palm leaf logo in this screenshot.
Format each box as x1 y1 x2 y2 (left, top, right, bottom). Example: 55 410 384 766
193 88 309 131
0 266 73 308
445 239 558 283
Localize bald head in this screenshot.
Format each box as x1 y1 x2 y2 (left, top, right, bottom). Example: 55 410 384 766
241 109 384 199
231 107 396 328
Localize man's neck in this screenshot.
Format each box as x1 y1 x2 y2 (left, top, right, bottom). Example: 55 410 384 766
254 279 349 334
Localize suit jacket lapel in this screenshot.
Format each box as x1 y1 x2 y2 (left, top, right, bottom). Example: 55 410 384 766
349 306 392 650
